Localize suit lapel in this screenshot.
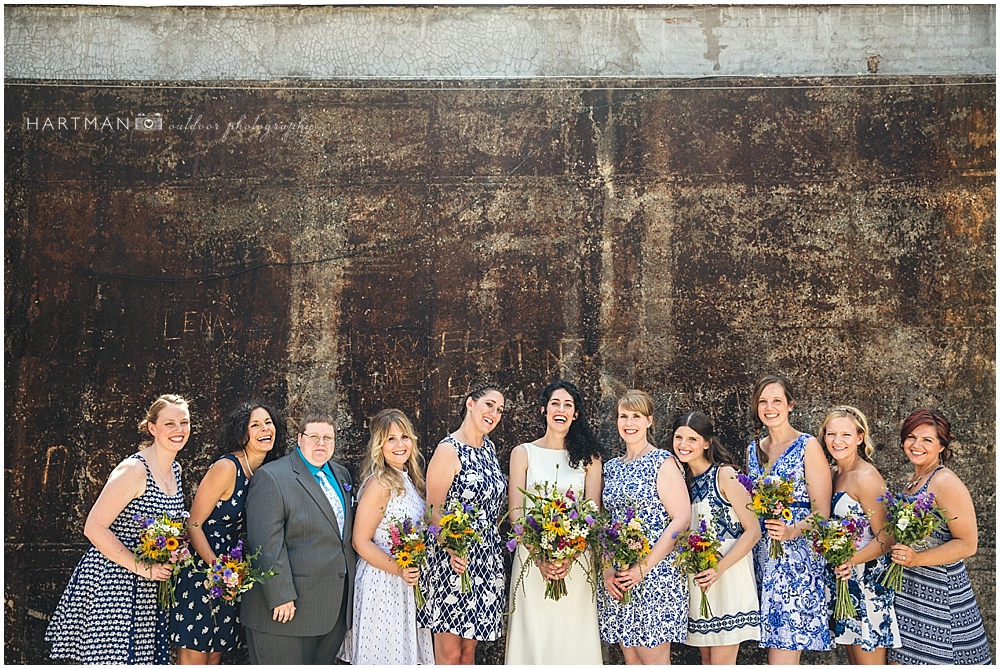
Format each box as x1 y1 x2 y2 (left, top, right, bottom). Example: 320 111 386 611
292 455 342 538
328 464 353 543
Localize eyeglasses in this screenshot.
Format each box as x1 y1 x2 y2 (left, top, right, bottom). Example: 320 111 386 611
300 433 335 444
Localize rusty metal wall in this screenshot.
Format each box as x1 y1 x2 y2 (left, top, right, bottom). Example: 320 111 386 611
5 77 995 664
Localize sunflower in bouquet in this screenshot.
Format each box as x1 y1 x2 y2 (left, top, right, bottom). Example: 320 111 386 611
133 510 195 610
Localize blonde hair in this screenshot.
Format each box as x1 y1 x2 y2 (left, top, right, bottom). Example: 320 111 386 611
617 389 655 419
819 405 875 460
138 394 189 448
363 409 426 499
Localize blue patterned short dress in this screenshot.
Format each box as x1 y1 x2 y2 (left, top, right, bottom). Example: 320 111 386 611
598 448 689 647
46 453 184 664
886 469 991 665
169 453 248 653
831 491 900 651
748 434 833 652
416 435 507 641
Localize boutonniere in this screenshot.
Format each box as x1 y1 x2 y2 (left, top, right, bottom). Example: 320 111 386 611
342 482 355 506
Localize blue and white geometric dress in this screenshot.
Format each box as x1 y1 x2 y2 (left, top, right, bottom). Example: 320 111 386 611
830 490 900 651
748 434 833 652
416 435 507 641
46 453 185 664
598 448 689 647
886 470 991 665
685 465 761 646
169 453 247 653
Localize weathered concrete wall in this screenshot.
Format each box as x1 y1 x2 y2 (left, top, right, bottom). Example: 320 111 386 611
5 75 994 664
5 5 996 80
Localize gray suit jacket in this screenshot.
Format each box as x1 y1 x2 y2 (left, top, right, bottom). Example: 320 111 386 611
241 451 356 637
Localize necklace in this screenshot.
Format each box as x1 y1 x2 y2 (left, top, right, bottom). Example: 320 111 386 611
242 448 255 476
624 443 652 462
149 454 174 495
903 465 938 491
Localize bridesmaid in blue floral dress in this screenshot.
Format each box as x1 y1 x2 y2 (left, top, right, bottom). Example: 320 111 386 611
47 394 191 664
598 390 691 665
418 382 508 665
746 375 833 663
820 406 899 663
170 401 286 663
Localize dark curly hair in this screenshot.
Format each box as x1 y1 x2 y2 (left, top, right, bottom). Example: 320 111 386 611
539 380 604 470
212 400 288 465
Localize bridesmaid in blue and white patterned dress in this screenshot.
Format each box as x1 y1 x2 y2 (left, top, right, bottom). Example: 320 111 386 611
886 408 991 665
598 390 691 665
418 382 508 665
820 406 899 663
170 401 286 663
46 394 191 664
747 375 834 663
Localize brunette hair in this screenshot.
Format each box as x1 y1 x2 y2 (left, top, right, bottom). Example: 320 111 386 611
818 405 875 460
539 380 604 469
362 408 427 498
457 379 506 422
750 374 796 466
298 411 336 434
213 401 287 465
899 407 955 464
669 410 741 483
138 394 189 447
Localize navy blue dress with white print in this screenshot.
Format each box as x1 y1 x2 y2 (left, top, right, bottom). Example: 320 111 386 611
46 454 184 664
169 453 248 653
416 435 507 641
748 434 833 652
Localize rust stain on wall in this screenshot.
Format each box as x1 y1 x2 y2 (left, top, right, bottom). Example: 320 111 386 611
4 76 995 664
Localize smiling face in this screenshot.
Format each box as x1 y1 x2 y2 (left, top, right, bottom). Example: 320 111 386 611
617 405 653 446
467 390 505 435
902 422 945 468
245 407 275 456
672 425 710 465
824 416 863 462
147 403 191 453
757 382 793 429
298 421 336 467
381 421 413 471
543 388 577 434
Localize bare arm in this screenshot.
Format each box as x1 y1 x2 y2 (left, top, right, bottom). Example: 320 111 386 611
352 480 420 586
83 457 172 581
187 458 238 565
507 444 529 524
423 441 466 574
583 456 603 511
766 436 832 542
715 466 763 574
892 469 978 568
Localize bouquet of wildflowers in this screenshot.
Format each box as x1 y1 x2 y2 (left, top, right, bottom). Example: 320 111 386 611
747 473 798 559
430 499 482 594
506 482 600 602
672 516 723 618
804 512 869 619
877 489 949 591
591 506 652 605
133 510 195 610
199 539 276 603
388 516 430 608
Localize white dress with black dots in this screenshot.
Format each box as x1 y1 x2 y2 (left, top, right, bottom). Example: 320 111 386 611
338 471 434 664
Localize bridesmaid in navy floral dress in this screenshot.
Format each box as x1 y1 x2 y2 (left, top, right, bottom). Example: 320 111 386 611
597 390 691 665
746 375 834 663
46 394 191 664
170 401 286 663
418 382 508 665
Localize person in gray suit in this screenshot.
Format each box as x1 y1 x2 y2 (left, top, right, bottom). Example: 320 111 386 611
242 411 356 664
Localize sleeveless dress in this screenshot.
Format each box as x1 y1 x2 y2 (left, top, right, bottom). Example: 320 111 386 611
830 490 900 651
886 469 991 665
417 435 507 641
748 434 833 651
46 453 185 664
505 444 602 664
598 448 688 647
339 471 434 664
685 465 761 646
169 453 247 653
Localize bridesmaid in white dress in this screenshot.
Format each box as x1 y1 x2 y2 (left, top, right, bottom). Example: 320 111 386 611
670 410 761 664
505 380 604 665
821 406 899 664
338 409 434 665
